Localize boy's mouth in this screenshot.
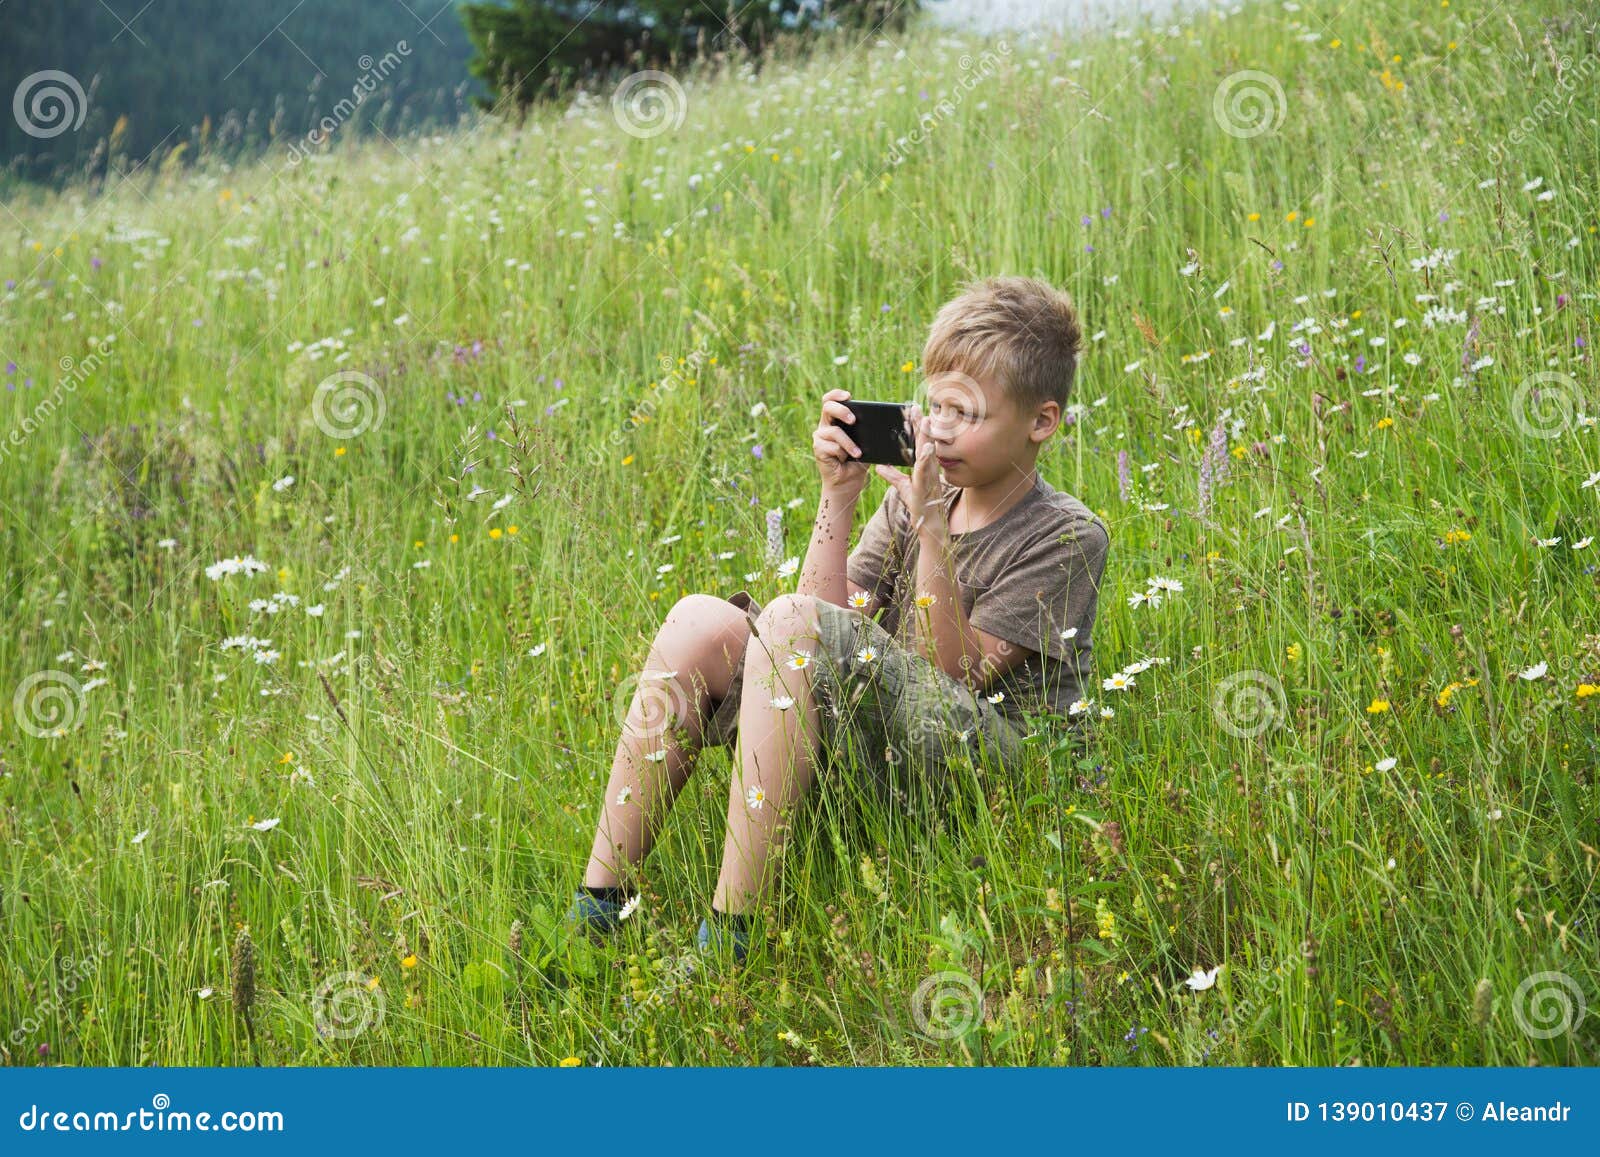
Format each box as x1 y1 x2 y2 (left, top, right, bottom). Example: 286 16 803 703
936 456 960 469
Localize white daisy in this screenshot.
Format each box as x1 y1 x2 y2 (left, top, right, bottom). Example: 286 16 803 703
616 786 633 805
250 817 281 832
1534 536 1561 548
619 895 641 921
770 695 796 710
1375 756 1398 772
157 537 177 550
1572 537 1593 550
1098 705 1115 718
746 785 766 810
1518 661 1548 681
855 646 878 664
1184 965 1221 992
785 651 813 671
131 829 149 845
986 691 1004 704
1582 471 1600 490
528 643 547 657
847 590 870 608
272 475 295 492
643 748 668 762
1067 698 1093 716
777 556 800 578
1103 673 1134 692
1147 576 1184 593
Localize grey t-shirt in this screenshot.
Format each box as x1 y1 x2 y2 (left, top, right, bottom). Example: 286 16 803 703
845 470 1111 726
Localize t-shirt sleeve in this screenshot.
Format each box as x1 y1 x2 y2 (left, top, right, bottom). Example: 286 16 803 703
846 487 902 603
968 515 1110 663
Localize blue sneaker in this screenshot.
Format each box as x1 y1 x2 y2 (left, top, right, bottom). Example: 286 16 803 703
695 914 752 967
562 889 624 938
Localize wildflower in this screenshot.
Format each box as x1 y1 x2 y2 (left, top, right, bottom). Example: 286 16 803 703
1067 698 1093 716
1518 661 1548 681
616 786 633 805
785 651 813 671
776 556 799 578
643 748 667 763
914 592 937 608
619 895 641 921
847 590 870 608
249 817 281 832
272 475 295 492
490 528 503 540
157 538 177 549
1366 698 1391 714
1578 684 1599 699
205 555 270 581
1375 756 1398 772
770 695 796 710
1184 966 1221 992
1099 705 1114 718
1572 537 1592 550
401 954 418 969
1060 626 1079 642
558 1056 582 1067
855 646 878 664
528 643 547 657
132 829 149 845
986 691 1004 704
1287 643 1302 662
746 785 766 810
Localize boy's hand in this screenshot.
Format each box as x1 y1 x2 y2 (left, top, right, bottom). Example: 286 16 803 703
813 388 870 500
873 404 947 539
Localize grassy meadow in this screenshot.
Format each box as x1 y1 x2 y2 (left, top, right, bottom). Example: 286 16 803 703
2 0 1599 1066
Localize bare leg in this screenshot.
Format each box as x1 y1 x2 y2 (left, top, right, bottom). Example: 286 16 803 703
713 593 827 915
583 595 751 889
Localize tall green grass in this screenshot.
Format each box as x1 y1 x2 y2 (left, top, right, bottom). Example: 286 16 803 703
1 0 1597 1066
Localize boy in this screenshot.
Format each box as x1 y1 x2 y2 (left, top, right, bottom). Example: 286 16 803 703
564 275 1110 968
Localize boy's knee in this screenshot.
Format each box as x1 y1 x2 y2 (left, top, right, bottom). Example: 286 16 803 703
754 592 818 632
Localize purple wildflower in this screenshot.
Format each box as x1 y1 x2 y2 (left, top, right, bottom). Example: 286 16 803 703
1354 354 1366 374
751 444 764 460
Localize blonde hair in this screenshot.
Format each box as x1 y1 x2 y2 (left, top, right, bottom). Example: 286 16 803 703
921 275 1085 414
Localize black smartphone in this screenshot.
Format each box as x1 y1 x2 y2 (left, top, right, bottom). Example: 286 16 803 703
830 399 915 466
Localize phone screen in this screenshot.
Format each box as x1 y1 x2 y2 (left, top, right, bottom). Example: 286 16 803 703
832 400 915 466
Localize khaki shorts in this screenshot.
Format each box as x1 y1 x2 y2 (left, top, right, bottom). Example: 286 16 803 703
700 591 1029 817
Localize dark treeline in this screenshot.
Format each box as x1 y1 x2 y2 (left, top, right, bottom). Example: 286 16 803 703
1 1 482 187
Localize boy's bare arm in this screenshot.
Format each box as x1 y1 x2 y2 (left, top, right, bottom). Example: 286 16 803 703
796 489 856 607
800 387 872 607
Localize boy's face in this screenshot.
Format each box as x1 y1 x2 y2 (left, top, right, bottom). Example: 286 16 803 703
920 369 1061 485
